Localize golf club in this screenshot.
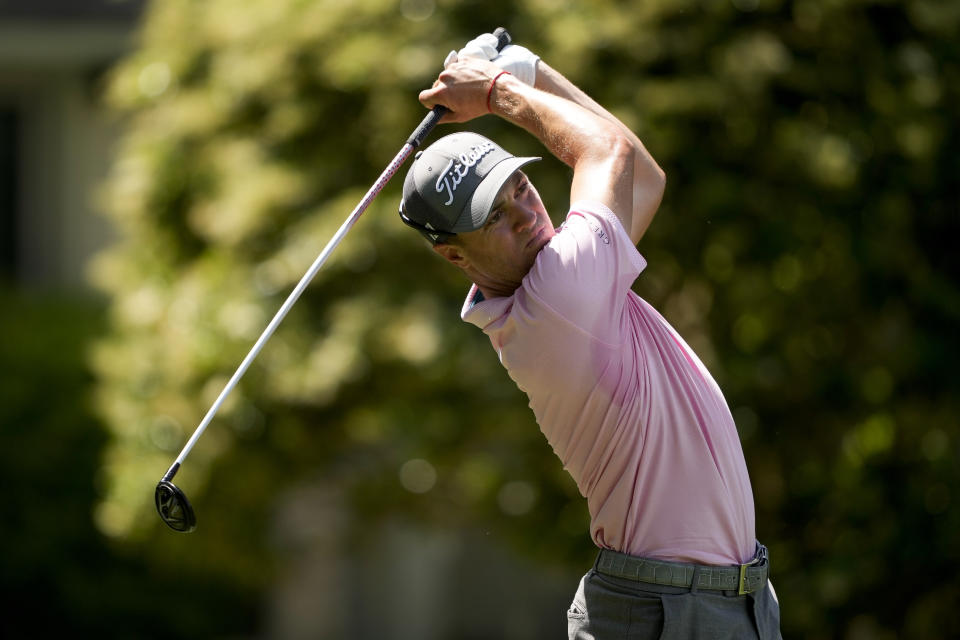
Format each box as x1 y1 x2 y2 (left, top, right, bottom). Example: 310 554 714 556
155 28 513 533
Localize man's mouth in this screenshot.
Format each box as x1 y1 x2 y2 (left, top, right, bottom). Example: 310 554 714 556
526 226 546 250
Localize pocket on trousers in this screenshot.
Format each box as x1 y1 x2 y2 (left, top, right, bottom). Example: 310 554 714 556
567 577 589 640
568 600 588 620
579 570 665 640
567 574 588 621
751 583 783 640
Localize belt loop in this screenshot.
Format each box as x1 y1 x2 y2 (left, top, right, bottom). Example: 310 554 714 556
690 564 701 594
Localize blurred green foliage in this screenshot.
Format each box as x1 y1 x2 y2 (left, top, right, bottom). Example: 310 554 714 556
0 289 258 637
33 0 954 636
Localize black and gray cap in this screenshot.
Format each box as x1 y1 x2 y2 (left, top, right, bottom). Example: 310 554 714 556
399 132 540 244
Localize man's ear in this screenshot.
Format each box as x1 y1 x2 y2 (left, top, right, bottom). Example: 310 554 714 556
432 242 469 268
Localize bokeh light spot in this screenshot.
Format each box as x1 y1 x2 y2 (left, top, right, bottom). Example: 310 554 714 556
149 415 183 452
733 313 768 352
399 458 437 494
497 481 538 516
399 0 435 22
138 61 171 98
772 255 803 292
921 429 948 461
703 243 735 282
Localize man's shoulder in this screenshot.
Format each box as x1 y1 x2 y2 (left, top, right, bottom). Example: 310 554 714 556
564 201 628 236
533 201 646 278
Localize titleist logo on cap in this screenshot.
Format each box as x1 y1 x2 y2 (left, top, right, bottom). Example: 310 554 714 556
435 141 497 206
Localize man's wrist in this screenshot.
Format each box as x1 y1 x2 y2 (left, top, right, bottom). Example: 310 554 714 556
486 71 526 117
486 71 512 112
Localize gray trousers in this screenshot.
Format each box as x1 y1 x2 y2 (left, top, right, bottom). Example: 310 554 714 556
567 558 782 639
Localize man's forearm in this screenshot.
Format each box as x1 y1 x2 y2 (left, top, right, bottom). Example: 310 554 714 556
491 73 623 171
534 62 644 151
532 62 665 243
490 72 642 232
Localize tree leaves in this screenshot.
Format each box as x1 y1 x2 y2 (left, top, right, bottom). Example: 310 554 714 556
91 0 959 636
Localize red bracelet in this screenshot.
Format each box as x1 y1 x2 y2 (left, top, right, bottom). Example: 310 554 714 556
486 70 511 113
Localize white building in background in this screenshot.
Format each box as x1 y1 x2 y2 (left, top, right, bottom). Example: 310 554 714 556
0 2 579 637
0 0 143 289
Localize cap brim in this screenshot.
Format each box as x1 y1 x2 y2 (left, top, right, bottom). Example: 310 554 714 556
451 155 541 233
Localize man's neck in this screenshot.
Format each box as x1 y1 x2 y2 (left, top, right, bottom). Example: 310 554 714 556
475 283 519 300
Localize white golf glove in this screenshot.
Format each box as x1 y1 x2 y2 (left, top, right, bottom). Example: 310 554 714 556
453 33 500 62
443 33 540 86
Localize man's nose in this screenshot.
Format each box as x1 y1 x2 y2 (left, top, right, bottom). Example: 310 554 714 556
511 205 537 231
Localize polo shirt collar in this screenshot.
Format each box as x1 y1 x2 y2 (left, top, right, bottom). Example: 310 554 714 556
461 283 513 328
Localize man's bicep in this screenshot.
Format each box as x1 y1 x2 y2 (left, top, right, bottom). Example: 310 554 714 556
569 148 639 243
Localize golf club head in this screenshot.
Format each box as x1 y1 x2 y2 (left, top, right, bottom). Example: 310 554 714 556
155 479 197 533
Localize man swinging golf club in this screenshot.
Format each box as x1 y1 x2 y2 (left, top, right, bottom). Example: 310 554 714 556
399 33 783 639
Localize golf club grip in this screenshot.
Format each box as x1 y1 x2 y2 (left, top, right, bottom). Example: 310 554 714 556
406 27 512 148
407 105 448 149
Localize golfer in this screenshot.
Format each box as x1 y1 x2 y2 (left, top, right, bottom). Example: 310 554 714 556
399 33 782 639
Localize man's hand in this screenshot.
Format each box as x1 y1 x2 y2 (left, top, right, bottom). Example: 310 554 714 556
419 57 505 124
445 32 540 86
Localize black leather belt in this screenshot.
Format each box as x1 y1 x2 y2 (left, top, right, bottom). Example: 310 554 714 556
595 543 770 595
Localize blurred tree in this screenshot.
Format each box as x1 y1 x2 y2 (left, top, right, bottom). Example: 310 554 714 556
91 0 958 637
0 289 258 637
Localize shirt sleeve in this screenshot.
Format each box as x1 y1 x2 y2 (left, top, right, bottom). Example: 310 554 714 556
523 201 647 342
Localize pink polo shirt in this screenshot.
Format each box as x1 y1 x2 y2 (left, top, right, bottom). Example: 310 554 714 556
461 201 756 566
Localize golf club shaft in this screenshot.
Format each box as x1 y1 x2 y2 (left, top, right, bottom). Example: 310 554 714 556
164 141 422 480
162 27 512 483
